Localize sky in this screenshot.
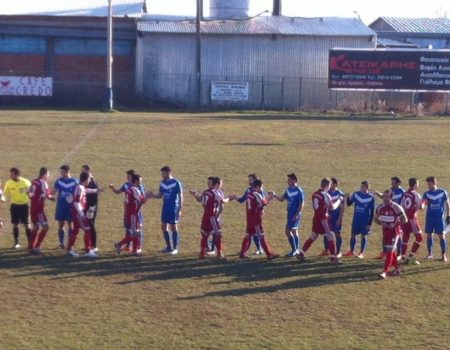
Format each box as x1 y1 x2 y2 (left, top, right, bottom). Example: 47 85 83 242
0 0 448 24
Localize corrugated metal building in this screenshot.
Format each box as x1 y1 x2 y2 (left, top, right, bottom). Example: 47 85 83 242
0 0 144 106
136 15 377 109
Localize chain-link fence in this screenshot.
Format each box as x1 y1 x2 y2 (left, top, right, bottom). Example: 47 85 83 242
142 73 450 114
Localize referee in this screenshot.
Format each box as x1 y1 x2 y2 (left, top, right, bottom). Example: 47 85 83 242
3 168 32 249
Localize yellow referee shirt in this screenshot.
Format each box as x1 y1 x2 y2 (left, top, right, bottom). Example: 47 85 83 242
4 178 31 205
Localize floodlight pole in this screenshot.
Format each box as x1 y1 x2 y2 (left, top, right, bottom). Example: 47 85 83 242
106 0 114 110
195 0 202 108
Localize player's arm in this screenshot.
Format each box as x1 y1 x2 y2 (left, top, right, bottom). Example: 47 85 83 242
367 199 375 228
235 190 248 203
374 191 383 199
108 184 123 194
270 190 285 202
3 182 10 200
189 189 202 202
346 192 354 206
398 207 408 225
445 197 450 224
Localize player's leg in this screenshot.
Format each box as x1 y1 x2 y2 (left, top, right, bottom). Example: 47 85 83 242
409 220 423 264
170 222 180 254
67 215 81 256
359 229 369 258
239 233 253 258
21 205 32 249
322 220 337 261
200 230 210 259
161 222 172 253
252 234 262 254
10 204 20 248
319 235 329 256
344 229 357 256
298 231 319 261
401 227 411 258
35 218 49 251
257 226 278 260
335 225 343 257
285 224 296 256
437 233 447 262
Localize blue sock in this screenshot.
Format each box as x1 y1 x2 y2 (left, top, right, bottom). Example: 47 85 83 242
253 235 261 250
58 228 64 245
397 237 402 255
336 234 342 253
350 236 356 252
163 231 171 250
287 234 295 252
323 236 328 251
172 231 179 249
361 235 368 253
440 237 447 254
293 234 299 251
427 236 433 254
210 237 215 250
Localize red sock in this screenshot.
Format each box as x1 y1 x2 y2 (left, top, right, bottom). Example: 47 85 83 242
401 232 410 255
384 251 394 273
132 236 140 253
259 236 273 256
393 251 399 269
200 235 208 256
28 229 38 251
214 235 222 255
411 233 422 254
84 230 92 252
240 236 251 256
302 238 314 253
118 235 132 246
35 228 48 248
327 239 336 256
67 230 79 251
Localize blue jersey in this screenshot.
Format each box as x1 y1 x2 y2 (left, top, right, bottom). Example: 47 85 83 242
392 187 405 205
423 188 448 220
328 189 344 222
54 177 78 207
347 191 375 227
283 185 304 213
160 178 182 212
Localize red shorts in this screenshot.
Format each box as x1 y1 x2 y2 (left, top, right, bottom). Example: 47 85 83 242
201 216 221 234
401 217 422 235
312 217 331 235
383 229 400 248
246 222 264 236
30 211 47 225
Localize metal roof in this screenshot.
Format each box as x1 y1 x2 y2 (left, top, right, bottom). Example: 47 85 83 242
0 0 144 17
137 16 376 36
377 38 418 48
374 17 450 34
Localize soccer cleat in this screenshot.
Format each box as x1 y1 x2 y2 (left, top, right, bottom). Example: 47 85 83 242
426 254 433 260
206 250 216 256
170 249 178 255
239 254 251 259
133 251 142 257
357 253 364 259
286 250 298 257
378 272 387 279
343 250 354 257
318 250 330 256
392 269 401 276
331 257 343 265
400 255 408 264
375 252 385 260
93 247 99 253
217 253 227 261
13 243 21 249
336 252 343 259
255 250 263 255
267 254 280 261
114 242 121 254
160 247 172 254
85 250 98 258
441 254 448 263
31 248 43 256
58 244 65 250
67 249 79 257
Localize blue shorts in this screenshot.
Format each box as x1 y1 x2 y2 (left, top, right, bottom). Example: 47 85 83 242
161 208 179 225
351 223 370 235
55 203 72 222
286 211 301 230
329 219 342 234
425 217 445 234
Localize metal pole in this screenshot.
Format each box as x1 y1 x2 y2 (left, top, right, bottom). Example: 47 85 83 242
195 0 202 108
106 0 114 110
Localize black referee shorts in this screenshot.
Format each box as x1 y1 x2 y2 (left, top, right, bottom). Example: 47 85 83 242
10 204 29 225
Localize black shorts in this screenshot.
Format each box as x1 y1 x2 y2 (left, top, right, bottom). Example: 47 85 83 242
10 204 29 225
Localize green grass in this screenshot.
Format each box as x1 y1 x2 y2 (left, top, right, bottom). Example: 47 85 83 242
0 110 449 350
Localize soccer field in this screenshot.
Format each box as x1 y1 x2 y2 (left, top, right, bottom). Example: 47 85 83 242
0 110 449 350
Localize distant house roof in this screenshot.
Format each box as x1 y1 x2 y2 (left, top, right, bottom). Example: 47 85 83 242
377 38 418 48
0 0 145 17
138 15 376 36
370 17 450 34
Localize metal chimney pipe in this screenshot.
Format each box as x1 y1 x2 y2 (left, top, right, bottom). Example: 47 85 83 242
273 0 282 16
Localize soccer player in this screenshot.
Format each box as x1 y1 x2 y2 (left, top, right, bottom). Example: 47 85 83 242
54 165 78 249
81 165 100 252
320 177 346 258
66 172 102 257
114 174 147 257
400 178 424 264
28 167 55 254
422 176 450 262
297 178 343 263
374 190 408 279
375 177 405 259
343 180 375 259
148 166 183 255
190 177 226 259
271 173 304 257
3 168 32 248
231 174 262 255
238 179 279 260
